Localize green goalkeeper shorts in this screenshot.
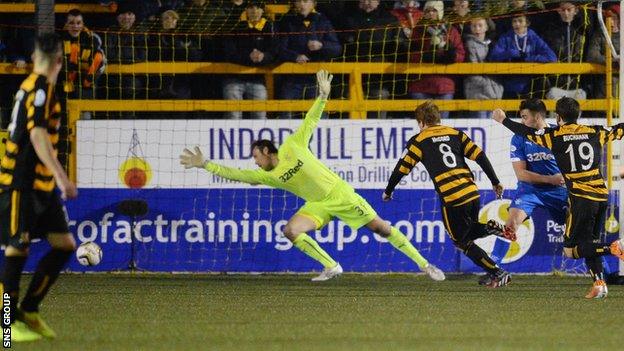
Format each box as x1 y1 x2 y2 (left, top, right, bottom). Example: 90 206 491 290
296 182 377 230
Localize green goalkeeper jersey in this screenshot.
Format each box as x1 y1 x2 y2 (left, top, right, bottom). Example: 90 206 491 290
204 98 347 202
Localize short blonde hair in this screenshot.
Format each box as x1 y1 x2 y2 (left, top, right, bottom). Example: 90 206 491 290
414 101 441 126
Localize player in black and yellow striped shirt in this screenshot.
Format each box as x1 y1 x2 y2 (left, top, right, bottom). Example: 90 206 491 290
384 101 511 288
493 97 624 299
0 33 78 341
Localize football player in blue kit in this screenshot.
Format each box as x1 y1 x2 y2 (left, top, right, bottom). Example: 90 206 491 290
507 99 568 234
486 99 568 279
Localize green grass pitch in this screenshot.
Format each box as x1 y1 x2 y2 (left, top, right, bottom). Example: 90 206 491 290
16 274 622 351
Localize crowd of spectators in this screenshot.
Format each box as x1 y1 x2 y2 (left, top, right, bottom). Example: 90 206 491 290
0 0 621 120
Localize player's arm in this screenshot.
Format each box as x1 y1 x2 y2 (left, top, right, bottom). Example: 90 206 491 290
179 146 267 185
288 70 333 146
27 88 77 199
600 123 624 145
30 128 77 199
460 132 503 198
512 161 564 186
383 137 421 201
492 109 552 149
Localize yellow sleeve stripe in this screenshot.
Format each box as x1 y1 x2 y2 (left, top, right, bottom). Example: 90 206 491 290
469 146 482 161
464 140 476 154
527 135 545 147
607 128 624 142
434 168 471 183
6 141 18 153
403 154 416 166
409 144 422 159
27 120 34 130
0 156 15 169
399 165 411 175
0 173 12 186
25 92 34 108
600 130 607 145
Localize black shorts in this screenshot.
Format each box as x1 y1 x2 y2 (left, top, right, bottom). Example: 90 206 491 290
564 195 607 248
0 189 69 250
441 198 481 247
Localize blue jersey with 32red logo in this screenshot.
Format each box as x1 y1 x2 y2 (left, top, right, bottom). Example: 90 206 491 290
510 134 561 192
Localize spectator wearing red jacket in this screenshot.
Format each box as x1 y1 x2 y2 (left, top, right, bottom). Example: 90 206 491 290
409 1 465 119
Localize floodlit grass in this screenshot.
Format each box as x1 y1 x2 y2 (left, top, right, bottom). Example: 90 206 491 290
16 274 622 351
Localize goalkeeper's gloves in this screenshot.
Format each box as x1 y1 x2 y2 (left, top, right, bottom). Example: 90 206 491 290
180 146 207 169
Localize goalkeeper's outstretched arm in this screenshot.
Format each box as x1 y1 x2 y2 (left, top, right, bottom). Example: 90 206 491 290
289 70 333 146
180 146 267 185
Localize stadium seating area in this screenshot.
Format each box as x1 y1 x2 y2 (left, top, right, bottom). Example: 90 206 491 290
0 0 620 122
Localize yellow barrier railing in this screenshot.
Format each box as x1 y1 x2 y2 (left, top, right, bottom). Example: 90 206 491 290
0 3 114 13
0 3 291 14
59 61 616 182
0 61 614 181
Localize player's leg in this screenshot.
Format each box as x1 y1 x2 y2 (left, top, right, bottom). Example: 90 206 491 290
285 208 339 271
365 216 445 281
503 192 541 240
0 191 43 342
562 200 613 261
561 198 610 298
444 201 509 287
18 192 75 337
0 190 30 322
506 208 528 236
18 232 75 338
366 217 423 268
3 245 29 323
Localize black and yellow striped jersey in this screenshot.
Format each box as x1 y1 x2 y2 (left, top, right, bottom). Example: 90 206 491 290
385 125 500 207
0 73 61 193
502 119 624 202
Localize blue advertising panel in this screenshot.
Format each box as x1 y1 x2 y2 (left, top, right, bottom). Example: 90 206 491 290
14 189 619 274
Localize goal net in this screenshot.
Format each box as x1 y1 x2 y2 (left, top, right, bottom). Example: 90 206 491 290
1 0 620 275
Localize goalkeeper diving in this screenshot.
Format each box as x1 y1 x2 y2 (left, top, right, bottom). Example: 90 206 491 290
180 70 444 281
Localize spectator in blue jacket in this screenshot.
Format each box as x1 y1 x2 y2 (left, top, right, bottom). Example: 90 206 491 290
487 11 556 98
276 0 342 118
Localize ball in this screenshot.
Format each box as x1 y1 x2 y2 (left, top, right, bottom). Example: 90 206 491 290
76 242 103 266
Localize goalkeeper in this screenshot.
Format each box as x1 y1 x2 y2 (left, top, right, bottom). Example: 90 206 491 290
180 70 444 282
